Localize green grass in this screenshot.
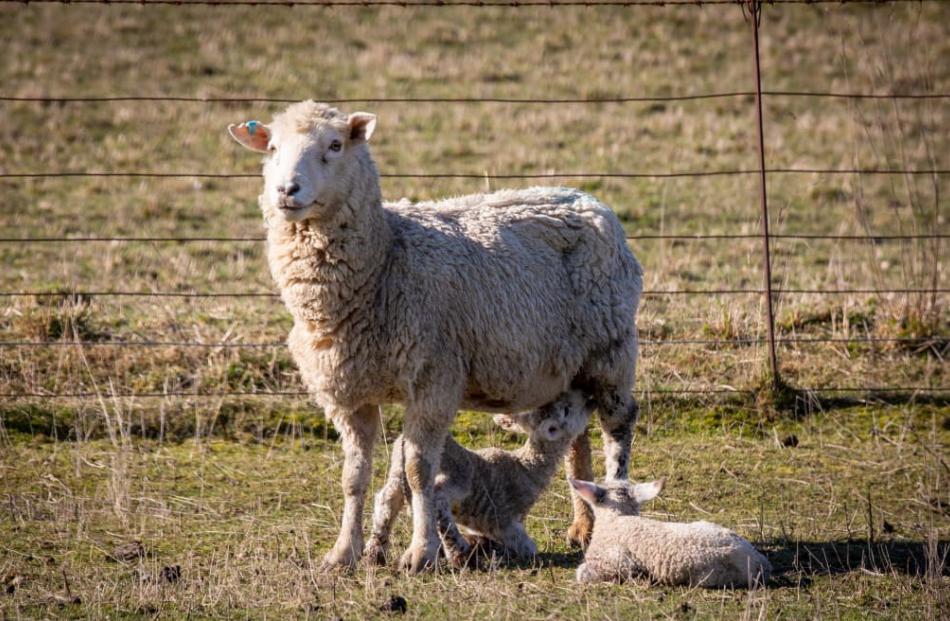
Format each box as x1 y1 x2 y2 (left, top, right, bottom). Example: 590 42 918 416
1 406 948 619
0 2 948 618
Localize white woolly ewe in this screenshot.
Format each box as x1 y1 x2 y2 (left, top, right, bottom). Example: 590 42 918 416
228 101 643 572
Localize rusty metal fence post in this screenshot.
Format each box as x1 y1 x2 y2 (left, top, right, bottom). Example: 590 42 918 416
746 0 781 389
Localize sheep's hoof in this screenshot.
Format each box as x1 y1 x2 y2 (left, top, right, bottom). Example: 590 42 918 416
566 519 593 550
320 547 360 573
362 540 388 567
398 545 438 574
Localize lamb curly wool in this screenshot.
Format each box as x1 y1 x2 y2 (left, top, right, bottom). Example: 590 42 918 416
228 101 643 572
571 479 772 588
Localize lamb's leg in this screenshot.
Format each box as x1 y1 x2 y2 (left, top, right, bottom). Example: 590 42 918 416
399 411 453 574
321 403 380 571
364 438 407 566
497 521 537 560
435 493 471 567
565 430 595 548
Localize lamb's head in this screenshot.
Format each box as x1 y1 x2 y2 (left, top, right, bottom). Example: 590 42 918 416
569 478 664 517
228 100 377 223
493 390 591 446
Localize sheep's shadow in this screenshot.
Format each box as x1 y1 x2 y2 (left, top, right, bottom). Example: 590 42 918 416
765 538 949 586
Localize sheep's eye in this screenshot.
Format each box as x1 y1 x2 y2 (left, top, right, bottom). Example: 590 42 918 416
328 140 342 152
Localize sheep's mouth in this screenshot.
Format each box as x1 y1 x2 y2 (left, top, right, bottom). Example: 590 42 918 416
278 200 319 212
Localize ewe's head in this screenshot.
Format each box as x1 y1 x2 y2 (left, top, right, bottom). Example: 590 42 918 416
228 101 377 223
493 390 591 445
569 478 664 516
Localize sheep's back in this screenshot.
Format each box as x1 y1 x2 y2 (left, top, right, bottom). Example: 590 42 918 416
381 187 642 409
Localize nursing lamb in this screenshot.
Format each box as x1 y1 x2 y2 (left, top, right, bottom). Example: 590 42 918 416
227 101 643 572
365 390 592 566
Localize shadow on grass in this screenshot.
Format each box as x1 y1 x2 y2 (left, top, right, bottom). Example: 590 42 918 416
768 539 949 583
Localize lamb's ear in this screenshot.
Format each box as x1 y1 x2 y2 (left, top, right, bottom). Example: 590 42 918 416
632 479 664 504
347 112 377 143
228 121 271 153
493 414 528 435
569 479 604 506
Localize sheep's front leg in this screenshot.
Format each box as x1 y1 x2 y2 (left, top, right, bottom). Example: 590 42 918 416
565 430 595 548
398 413 452 574
322 403 380 571
364 438 407 566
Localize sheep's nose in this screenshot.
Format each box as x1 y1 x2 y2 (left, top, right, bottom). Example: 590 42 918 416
277 182 300 197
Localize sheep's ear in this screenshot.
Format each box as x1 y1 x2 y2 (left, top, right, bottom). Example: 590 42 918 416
569 479 604 506
493 414 528 435
347 112 377 143
633 479 664 504
228 121 271 153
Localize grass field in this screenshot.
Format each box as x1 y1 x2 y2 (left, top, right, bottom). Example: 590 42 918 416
0 1 948 618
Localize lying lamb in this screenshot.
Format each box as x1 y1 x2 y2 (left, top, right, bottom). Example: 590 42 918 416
571 478 772 588
228 101 643 572
366 390 592 566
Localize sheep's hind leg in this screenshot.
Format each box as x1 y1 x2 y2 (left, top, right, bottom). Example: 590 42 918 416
565 430 595 548
321 403 380 571
398 408 454 574
364 438 407 566
595 391 638 481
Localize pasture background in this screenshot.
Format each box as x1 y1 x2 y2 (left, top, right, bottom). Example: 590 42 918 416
0 1 947 618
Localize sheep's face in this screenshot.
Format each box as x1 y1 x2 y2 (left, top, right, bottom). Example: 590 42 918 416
569 478 664 516
494 390 591 444
228 101 376 223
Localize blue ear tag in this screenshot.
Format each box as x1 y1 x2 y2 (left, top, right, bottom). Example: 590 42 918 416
246 120 259 135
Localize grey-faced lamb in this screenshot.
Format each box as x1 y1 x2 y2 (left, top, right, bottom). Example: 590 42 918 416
571 478 772 588
227 101 642 572
365 390 592 566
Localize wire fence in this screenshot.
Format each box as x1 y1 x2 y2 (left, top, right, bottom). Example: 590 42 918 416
1 0 947 402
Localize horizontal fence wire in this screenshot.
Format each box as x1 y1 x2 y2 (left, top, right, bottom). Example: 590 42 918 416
1 288 946 297
3 91 950 104
1 168 948 179
0 0 940 7
2 387 948 400
0 336 943 347
1 233 946 243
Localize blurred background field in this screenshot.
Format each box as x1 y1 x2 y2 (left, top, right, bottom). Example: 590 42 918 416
0 1 947 619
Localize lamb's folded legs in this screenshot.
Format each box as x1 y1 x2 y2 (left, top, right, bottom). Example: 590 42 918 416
321 403 380 571
435 493 472 567
565 430 595 548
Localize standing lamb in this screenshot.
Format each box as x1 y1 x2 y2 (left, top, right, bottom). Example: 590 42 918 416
227 101 643 572
571 479 772 588
365 390 592 566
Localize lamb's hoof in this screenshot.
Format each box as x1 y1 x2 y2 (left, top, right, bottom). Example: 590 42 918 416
567 519 593 550
320 547 360 573
363 540 388 567
399 545 438 574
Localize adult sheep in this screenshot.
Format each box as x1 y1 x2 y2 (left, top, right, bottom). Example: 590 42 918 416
228 101 643 573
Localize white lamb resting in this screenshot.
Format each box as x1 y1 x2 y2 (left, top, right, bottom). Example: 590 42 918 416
365 390 592 566
571 479 772 588
228 101 642 572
